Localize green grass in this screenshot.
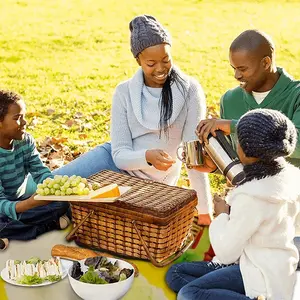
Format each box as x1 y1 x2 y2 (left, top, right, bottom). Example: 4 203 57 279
1 0 300 191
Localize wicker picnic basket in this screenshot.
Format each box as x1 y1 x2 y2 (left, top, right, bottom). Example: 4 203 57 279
66 170 198 267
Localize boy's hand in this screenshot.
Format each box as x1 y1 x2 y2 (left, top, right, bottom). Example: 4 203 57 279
196 118 231 145
28 196 52 208
146 149 176 171
16 195 51 213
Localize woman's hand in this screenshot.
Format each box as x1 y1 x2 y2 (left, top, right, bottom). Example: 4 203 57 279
213 194 230 217
196 118 231 145
146 149 176 171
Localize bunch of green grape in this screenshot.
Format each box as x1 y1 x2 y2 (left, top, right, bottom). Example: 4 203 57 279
36 175 95 196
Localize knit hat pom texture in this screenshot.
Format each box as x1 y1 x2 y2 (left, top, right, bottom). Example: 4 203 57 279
237 109 297 160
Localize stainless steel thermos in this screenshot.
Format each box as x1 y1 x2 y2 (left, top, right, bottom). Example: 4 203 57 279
204 131 245 185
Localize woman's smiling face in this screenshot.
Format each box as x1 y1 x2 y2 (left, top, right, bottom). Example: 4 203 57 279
137 44 172 88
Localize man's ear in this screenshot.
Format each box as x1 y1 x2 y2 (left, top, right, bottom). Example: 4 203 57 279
136 57 141 66
262 56 272 70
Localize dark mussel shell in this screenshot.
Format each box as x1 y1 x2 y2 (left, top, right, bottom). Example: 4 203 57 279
71 261 83 280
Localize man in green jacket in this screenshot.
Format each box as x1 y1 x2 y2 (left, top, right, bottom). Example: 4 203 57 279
197 29 300 168
196 29 300 264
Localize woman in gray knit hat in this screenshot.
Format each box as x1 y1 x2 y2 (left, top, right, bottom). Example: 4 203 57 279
52 15 213 225
167 108 300 300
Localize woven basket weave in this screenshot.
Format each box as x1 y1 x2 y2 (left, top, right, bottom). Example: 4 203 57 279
66 170 198 267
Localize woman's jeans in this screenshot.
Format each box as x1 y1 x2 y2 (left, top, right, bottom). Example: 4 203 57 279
53 142 123 177
166 261 254 300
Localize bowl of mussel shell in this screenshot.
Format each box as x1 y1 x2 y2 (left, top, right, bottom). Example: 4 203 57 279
68 256 134 300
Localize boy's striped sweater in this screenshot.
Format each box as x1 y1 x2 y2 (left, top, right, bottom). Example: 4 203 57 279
0 133 52 220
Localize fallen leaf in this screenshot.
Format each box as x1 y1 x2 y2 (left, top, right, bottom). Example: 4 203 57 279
72 140 88 146
27 116 39 129
36 135 87 171
74 112 84 118
82 122 93 130
85 116 93 121
39 137 53 148
47 108 55 115
48 151 64 160
65 120 75 127
79 133 88 139
49 158 65 169
74 119 82 125
51 137 69 144
71 151 82 158
91 111 108 117
26 112 41 118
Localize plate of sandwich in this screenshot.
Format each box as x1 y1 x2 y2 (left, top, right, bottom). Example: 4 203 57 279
1 256 72 287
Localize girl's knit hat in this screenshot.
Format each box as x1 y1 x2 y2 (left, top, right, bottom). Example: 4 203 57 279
237 108 297 160
129 15 171 58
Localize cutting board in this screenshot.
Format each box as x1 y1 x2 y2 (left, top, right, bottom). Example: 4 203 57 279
34 186 131 203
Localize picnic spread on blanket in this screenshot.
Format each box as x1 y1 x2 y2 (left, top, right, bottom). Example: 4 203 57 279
0 170 209 300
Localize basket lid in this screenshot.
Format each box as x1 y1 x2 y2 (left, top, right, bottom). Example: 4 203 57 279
88 170 197 218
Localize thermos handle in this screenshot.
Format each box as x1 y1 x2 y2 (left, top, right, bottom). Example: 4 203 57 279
214 130 239 160
176 145 186 163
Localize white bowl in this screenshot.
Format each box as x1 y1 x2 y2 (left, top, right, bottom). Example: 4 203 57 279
68 257 134 300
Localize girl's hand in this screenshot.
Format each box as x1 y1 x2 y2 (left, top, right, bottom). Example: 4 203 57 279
213 194 230 217
146 149 176 171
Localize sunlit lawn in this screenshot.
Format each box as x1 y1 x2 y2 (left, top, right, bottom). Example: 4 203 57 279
1 0 300 190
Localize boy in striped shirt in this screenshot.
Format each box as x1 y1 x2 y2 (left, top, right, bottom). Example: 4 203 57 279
0 90 70 250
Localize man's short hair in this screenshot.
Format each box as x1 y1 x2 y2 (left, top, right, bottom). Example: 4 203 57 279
230 29 275 59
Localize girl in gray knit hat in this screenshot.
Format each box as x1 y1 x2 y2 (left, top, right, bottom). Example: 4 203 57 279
167 108 300 300
52 15 213 225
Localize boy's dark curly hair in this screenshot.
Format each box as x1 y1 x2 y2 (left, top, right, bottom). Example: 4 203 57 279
0 90 22 121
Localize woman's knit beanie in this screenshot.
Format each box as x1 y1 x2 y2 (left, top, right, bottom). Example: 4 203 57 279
129 15 171 58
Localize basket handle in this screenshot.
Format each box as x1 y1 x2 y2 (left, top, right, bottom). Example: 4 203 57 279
132 220 194 267
66 210 94 242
